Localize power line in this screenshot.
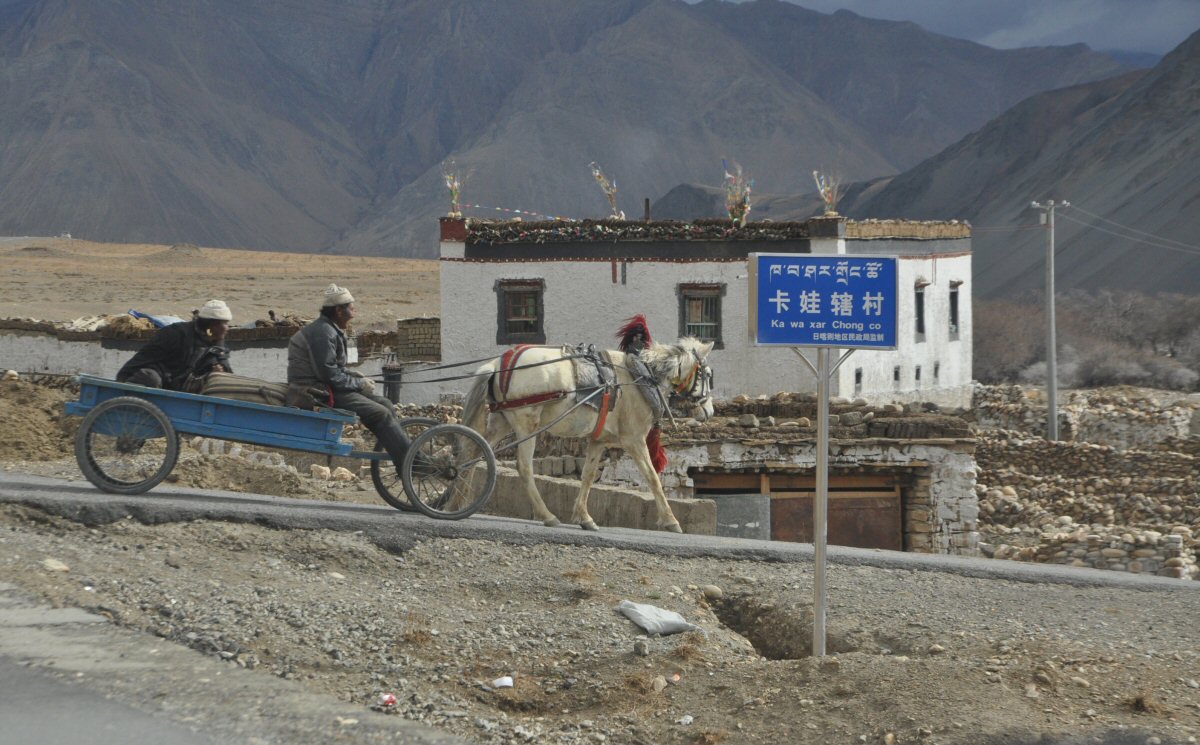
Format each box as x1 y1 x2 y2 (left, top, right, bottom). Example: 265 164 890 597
1057 211 1200 257
1068 204 1200 251
970 224 1044 233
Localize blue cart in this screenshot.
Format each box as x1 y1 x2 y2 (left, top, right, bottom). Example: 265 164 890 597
65 375 496 520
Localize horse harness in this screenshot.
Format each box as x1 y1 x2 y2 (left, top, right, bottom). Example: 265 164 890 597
488 344 619 441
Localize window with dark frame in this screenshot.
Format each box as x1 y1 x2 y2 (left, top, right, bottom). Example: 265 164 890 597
893 365 901 386
949 283 961 338
914 284 927 340
915 364 922 387
677 283 725 348
495 279 545 345
854 367 863 395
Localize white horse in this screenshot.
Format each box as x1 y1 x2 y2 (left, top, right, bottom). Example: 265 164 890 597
462 338 715 532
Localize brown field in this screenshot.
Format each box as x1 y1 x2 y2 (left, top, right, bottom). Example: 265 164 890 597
0 237 439 332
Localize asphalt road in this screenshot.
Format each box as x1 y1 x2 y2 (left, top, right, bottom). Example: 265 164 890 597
2 471 1198 745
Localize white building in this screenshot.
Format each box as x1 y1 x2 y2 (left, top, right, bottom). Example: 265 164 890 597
439 216 972 407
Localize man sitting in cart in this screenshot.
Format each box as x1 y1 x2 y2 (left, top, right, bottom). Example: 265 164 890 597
286 284 416 470
115 299 234 392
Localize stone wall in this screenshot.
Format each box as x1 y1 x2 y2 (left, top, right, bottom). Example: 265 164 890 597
537 396 978 555
975 429 1199 579
650 438 979 555
971 383 1198 450
845 219 971 240
395 317 440 361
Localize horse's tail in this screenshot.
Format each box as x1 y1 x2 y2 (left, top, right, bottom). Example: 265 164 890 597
646 425 668 473
461 360 497 435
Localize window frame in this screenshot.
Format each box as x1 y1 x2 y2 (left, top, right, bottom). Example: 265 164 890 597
495 278 546 345
914 283 927 342
949 283 961 340
677 282 725 349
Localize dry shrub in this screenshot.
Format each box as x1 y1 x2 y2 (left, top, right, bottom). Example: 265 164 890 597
691 731 730 744
401 611 432 645
671 631 708 662
493 677 552 714
1126 691 1169 715
562 566 598 601
622 673 654 694
562 566 596 582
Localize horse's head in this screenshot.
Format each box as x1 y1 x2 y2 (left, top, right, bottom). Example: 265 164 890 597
669 338 715 421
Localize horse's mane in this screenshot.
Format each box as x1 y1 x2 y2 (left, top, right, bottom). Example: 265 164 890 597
639 336 707 380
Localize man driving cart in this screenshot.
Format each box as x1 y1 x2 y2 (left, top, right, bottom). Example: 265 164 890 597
286 284 417 472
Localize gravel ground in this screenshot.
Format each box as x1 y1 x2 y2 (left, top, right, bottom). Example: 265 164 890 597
2 381 1200 743
2 500 1199 745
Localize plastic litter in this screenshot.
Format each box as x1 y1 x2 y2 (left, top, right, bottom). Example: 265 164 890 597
128 309 185 328
677 715 694 725
375 692 398 708
492 676 514 689
615 600 702 636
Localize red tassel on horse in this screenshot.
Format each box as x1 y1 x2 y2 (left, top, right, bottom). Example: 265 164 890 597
617 314 653 353
646 425 667 474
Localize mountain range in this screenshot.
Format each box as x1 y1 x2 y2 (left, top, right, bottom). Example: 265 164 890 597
0 0 1134 269
723 27 1200 298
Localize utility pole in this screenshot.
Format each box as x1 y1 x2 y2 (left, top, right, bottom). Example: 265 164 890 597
1030 199 1069 441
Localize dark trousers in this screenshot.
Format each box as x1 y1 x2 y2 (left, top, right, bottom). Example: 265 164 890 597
119 367 165 389
331 390 413 468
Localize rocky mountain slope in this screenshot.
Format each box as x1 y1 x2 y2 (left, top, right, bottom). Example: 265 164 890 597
836 28 1200 297
0 0 1128 257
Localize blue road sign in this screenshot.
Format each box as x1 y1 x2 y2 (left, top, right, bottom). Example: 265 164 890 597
749 253 898 348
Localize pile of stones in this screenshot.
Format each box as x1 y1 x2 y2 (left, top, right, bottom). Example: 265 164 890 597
973 383 1200 580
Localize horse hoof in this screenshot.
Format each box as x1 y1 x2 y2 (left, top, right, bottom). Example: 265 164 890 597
543 518 561 527
580 520 598 531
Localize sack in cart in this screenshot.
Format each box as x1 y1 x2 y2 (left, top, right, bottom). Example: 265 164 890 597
200 372 294 408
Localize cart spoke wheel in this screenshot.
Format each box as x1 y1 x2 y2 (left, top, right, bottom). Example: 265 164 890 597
74 396 179 494
401 424 496 520
371 417 439 512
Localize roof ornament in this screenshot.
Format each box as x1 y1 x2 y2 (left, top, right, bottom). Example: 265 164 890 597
442 160 465 218
813 170 841 216
589 161 625 220
723 159 753 227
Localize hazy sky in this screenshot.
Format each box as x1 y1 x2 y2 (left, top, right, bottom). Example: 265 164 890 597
779 0 1200 55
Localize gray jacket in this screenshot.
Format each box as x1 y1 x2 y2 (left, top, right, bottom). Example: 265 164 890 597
286 315 364 393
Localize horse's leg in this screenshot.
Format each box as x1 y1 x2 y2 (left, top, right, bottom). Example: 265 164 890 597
513 429 560 527
627 444 682 533
571 442 608 531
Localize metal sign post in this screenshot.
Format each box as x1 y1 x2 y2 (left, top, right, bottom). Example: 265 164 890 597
749 253 898 656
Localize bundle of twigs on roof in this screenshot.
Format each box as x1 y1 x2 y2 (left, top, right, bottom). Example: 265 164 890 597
467 218 814 245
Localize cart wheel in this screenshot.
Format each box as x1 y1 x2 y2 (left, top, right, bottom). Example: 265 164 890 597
371 417 439 512
401 424 497 520
75 396 179 494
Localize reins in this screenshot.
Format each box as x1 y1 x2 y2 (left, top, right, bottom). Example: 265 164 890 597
365 353 588 385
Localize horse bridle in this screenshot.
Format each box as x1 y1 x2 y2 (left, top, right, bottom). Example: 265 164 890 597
671 350 713 401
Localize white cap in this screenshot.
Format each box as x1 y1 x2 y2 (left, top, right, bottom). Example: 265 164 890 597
322 283 355 308
197 299 232 321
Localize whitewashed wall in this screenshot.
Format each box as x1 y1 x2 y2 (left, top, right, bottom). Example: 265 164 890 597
0 336 449 402
0 336 299 381
441 238 972 405
834 250 973 408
